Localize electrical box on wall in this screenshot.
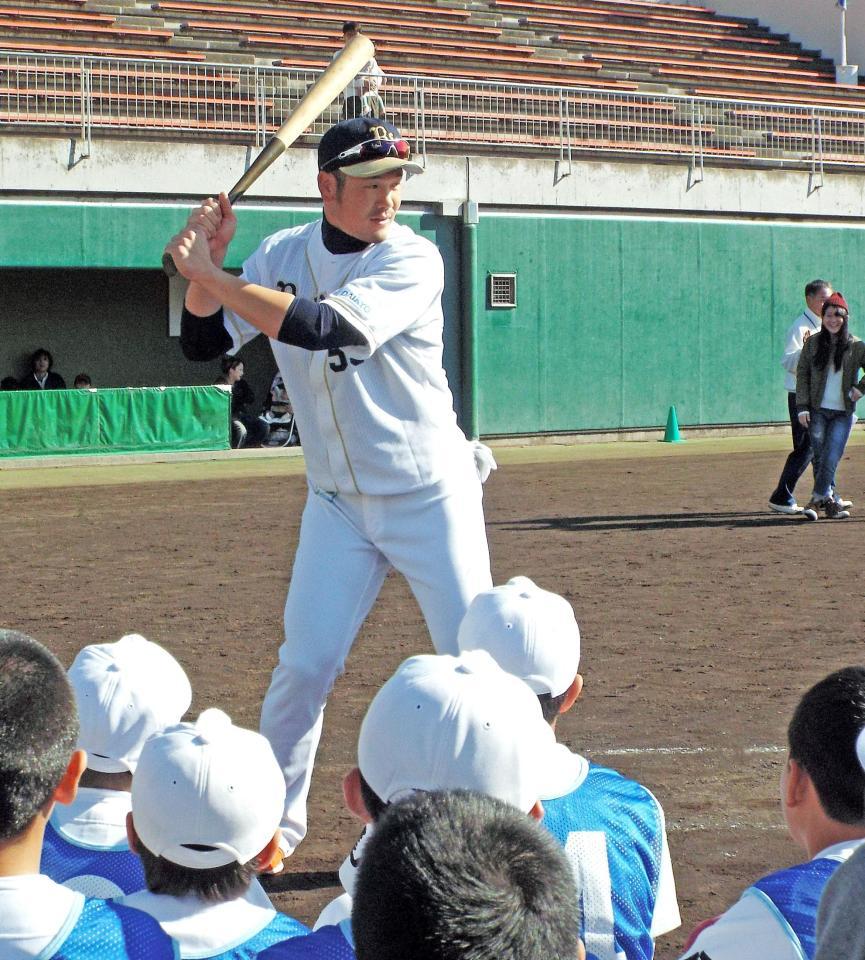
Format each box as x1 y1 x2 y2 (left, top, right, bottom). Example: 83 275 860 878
488 273 517 309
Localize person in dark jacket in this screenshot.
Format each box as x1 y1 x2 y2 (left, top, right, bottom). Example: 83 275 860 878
795 292 865 521
19 348 66 390
220 356 267 448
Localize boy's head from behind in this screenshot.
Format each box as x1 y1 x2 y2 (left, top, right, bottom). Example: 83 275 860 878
350 650 555 820
786 666 865 828
0 630 80 841
457 577 582 724
352 789 584 960
129 709 285 902
69 633 192 776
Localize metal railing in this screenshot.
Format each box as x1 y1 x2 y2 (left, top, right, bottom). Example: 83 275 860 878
1 50 864 170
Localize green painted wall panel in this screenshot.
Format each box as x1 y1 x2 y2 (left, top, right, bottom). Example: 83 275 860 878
622 220 702 428
475 215 865 435
0 202 455 272
5 202 865 437
695 224 774 425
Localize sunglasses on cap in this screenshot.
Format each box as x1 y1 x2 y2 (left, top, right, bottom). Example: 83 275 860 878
321 137 412 172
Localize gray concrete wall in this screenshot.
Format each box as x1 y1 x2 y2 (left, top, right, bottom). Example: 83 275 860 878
2 135 864 221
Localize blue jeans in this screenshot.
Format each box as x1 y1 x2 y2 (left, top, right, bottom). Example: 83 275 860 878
809 408 853 501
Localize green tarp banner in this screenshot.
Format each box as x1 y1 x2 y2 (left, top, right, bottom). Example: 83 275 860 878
0 386 230 458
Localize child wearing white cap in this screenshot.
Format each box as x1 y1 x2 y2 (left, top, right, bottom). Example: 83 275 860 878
456 576 681 960
118 708 309 959
0 630 177 960
265 648 557 958
41 633 192 898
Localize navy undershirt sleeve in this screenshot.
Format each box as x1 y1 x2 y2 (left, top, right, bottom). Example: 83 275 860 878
180 306 233 361
277 298 367 350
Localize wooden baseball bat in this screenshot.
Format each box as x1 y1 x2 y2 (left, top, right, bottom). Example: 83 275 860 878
162 34 375 276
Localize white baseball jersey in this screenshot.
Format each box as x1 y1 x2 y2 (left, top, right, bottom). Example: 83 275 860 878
118 879 307 959
680 839 865 960
781 308 822 392
222 215 492 852
225 220 472 495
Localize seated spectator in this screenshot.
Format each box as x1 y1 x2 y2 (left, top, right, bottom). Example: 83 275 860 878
295 649 556 947
19 348 66 390
41 634 192 897
73 373 93 389
351 790 585 960
815 727 865 960
1 376 18 390
0 629 176 959
220 357 268 448
118 708 308 958
261 373 299 446
456 577 680 960
681 666 865 960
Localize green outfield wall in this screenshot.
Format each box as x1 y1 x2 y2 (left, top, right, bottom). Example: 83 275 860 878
473 214 865 434
2 201 864 437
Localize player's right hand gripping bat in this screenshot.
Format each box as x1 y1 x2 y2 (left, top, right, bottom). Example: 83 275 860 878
162 34 375 277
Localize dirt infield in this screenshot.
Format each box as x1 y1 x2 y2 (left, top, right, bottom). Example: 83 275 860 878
3 437 864 958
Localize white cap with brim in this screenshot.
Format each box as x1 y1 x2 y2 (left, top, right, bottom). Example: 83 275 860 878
131 708 286 870
68 633 192 774
358 650 555 813
456 576 580 699
341 156 425 178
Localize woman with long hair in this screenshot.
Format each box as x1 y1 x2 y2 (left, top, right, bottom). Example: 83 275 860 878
796 292 865 520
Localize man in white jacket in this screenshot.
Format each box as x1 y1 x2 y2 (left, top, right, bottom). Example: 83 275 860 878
768 279 851 514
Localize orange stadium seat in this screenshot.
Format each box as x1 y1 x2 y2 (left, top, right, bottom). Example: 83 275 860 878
1 0 861 157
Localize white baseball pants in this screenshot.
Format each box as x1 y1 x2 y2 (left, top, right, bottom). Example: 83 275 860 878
259 458 492 851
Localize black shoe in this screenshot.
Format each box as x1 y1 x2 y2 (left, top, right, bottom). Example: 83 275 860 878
824 499 850 520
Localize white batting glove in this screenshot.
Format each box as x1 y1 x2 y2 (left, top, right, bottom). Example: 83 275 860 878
471 441 497 484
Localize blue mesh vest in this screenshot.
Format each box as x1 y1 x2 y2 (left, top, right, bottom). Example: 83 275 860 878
47 897 176 960
542 762 665 960
746 857 840 959
41 820 146 898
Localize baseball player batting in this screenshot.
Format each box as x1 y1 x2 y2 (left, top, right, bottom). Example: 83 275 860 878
164 116 494 855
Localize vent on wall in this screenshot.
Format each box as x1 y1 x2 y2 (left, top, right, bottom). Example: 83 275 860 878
488 273 517 309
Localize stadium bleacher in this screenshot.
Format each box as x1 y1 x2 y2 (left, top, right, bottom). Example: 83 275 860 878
0 0 862 164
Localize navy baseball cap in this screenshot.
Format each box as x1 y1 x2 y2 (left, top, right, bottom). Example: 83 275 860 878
318 117 424 178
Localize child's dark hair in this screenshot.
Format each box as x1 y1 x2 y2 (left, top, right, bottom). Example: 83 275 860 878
788 666 865 825
353 790 581 960
0 630 79 840
537 690 569 725
136 840 258 902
